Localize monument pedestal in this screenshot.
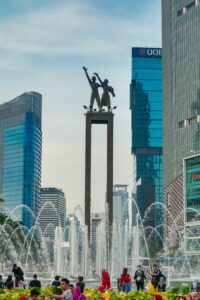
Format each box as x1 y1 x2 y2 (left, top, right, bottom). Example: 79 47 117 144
84 111 114 259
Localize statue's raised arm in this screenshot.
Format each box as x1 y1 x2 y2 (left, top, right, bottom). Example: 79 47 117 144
94 72 103 85
82 66 91 85
82 67 101 111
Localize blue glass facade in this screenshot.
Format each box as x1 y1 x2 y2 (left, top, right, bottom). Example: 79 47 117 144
0 92 42 228
130 48 163 229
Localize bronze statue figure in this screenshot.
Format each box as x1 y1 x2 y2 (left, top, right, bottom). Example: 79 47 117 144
94 72 115 111
82 66 101 111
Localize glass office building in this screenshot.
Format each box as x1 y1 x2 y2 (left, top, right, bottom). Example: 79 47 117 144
162 0 200 249
184 154 200 252
40 187 66 240
130 47 163 229
0 92 42 228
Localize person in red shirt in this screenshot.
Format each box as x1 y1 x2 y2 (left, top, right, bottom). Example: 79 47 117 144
101 269 111 290
120 267 131 292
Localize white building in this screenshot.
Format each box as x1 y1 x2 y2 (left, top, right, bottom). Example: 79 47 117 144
40 187 66 240
113 184 129 224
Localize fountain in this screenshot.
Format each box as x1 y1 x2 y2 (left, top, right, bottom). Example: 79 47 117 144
1 198 200 288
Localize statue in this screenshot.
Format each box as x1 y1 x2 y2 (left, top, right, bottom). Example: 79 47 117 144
94 73 115 111
82 66 101 111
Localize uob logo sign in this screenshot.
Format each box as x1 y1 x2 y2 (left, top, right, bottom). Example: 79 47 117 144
139 48 162 56
146 48 162 56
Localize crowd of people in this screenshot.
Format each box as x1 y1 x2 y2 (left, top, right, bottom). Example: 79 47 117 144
0 263 199 300
98 263 166 293
0 264 87 299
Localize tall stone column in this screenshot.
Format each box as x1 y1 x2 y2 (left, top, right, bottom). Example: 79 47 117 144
84 111 114 253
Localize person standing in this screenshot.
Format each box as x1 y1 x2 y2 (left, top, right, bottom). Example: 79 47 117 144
73 286 87 300
151 264 166 285
0 275 4 288
101 269 111 290
29 274 41 288
14 274 26 289
4 274 13 289
12 264 24 281
76 276 85 293
120 267 131 292
52 275 61 287
52 278 73 300
133 265 146 290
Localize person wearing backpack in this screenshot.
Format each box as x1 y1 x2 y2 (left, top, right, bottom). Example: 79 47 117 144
120 267 131 292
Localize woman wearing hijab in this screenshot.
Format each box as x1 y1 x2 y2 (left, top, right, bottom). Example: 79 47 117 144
72 286 87 300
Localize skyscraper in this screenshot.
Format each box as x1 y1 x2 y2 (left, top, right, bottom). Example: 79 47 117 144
130 47 163 230
0 92 42 228
162 0 200 248
40 187 66 240
113 184 129 224
91 212 105 264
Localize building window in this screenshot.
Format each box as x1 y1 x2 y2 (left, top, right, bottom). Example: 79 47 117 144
178 1 197 17
186 1 196 11
179 120 184 128
188 115 197 125
178 8 184 17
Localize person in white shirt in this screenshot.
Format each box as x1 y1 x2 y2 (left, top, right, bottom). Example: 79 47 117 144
52 278 73 300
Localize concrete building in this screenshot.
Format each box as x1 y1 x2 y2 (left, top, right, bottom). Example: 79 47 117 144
162 0 200 249
130 48 163 230
113 184 129 224
0 92 42 228
91 212 105 263
40 187 66 240
91 212 105 246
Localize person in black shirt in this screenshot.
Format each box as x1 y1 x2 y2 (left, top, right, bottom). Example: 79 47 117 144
29 274 41 288
0 275 4 288
151 263 166 291
4 275 13 289
76 276 85 293
12 264 24 281
134 265 146 290
52 275 61 287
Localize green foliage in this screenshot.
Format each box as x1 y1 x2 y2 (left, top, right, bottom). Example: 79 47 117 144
180 286 190 295
0 287 195 300
169 287 180 294
0 212 22 228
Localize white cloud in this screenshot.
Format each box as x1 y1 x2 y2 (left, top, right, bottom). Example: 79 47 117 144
0 1 161 57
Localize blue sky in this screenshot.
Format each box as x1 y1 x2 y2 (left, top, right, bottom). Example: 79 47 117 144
0 0 161 213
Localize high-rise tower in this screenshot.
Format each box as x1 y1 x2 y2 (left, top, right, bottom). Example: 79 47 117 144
162 0 200 248
0 92 42 228
40 187 66 240
130 47 163 230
